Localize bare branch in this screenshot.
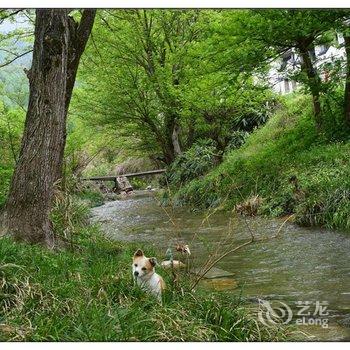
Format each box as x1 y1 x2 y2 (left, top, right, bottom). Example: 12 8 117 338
0 49 32 68
0 9 24 24
189 214 294 291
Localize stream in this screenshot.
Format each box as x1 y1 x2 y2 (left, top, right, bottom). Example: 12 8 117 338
91 190 350 341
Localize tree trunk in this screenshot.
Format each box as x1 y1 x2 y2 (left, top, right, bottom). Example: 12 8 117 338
57 10 96 184
298 43 322 129
3 9 96 245
172 122 182 157
344 35 350 127
4 10 69 245
163 110 183 164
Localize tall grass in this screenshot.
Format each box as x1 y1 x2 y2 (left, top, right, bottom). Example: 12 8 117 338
0 194 290 341
0 235 288 341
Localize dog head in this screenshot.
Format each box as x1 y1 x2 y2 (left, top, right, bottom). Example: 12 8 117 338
132 249 157 278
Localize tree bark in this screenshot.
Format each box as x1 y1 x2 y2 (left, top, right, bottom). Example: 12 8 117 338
58 10 96 184
3 9 95 245
4 10 69 245
344 34 350 127
298 43 323 130
171 122 182 157
163 112 181 164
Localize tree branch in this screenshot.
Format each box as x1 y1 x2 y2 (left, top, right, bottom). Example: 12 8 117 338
65 9 96 109
189 214 294 291
0 49 32 68
0 9 24 24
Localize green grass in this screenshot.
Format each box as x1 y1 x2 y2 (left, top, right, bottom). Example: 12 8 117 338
0 212 289 341
174 94 350 231
75 188 105 207
0 167 12 209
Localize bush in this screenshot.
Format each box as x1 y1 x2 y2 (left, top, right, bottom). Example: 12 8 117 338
166 140 218 187
320 87 350 142
225 130 249 152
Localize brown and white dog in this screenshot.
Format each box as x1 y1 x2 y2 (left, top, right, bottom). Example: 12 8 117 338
132 249 165 300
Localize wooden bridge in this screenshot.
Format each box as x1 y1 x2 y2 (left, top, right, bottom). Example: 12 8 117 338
83 169 166 182
83 169 166 192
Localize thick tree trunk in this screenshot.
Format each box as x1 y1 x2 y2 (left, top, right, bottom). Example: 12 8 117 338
344 35 350 127
3 9 96 245
298 44 323 130
4 10 69 245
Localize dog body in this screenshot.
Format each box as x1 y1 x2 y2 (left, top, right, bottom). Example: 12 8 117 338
132 249 165 300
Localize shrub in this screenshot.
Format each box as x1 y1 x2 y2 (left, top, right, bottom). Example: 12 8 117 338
166 140 218 187
225 130 249 152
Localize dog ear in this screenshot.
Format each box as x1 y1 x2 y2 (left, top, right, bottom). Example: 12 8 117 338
134 249 144 257
149 257 157 267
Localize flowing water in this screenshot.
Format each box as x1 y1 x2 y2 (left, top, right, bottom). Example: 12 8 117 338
91 191 350 341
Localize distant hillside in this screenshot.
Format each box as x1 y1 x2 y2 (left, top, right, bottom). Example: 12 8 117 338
0 17 33 108
0 63 30 109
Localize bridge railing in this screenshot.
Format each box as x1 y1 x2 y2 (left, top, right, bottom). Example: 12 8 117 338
82 169 166 182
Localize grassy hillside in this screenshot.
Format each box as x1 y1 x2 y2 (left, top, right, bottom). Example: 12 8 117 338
174 95 350 231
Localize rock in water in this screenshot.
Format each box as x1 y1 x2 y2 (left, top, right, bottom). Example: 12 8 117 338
200 277 238 291
116 176 133 193
161 260 186 269
190 267 235 279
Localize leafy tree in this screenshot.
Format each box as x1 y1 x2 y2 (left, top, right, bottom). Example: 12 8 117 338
213 10 347 130
332 11 350 126
0 10 34 68
180 70 277 154
75 9 202 165
75 10 275 165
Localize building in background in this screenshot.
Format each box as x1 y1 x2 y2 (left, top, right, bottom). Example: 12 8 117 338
268 33 347 95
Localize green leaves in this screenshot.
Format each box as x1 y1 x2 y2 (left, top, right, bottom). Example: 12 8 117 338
167 140 218 187
73 10 278 164
0 104 25 207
